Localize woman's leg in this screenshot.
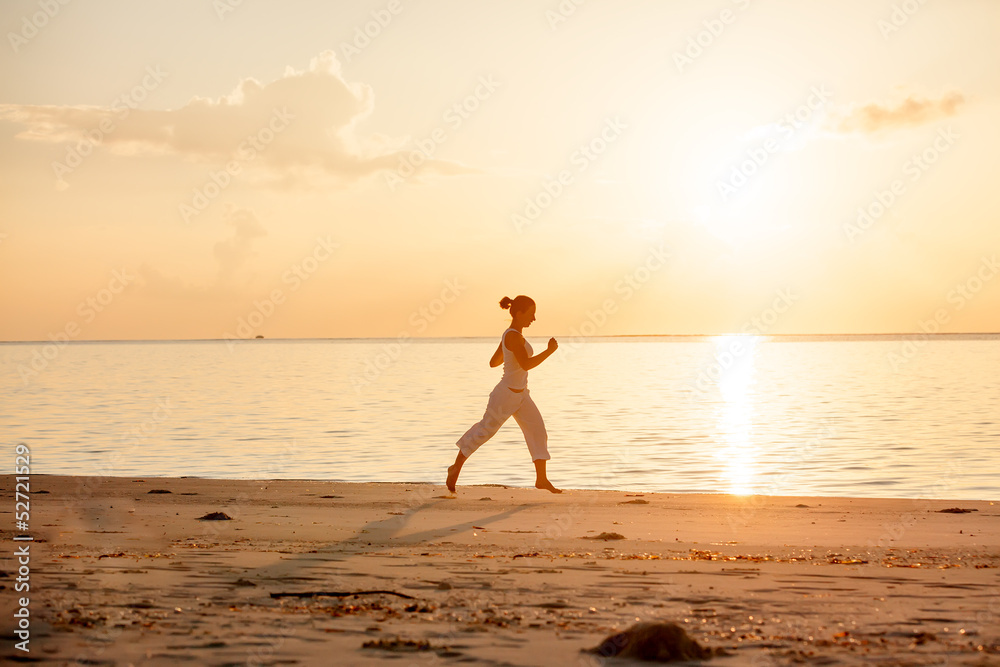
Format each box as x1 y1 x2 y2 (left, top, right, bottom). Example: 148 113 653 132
512 392 561 493
449 386 517 491
446 451 467 493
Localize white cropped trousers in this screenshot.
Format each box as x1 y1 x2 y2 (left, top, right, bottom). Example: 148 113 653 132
456 383 549 461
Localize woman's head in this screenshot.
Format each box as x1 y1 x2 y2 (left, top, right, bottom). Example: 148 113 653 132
500 295 536 326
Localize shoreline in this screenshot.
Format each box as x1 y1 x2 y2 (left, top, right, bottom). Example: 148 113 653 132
3 475 998 664
16 473 1000 503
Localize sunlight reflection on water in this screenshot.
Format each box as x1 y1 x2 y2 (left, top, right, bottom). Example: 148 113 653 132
713 335 760 496
2 336 998 499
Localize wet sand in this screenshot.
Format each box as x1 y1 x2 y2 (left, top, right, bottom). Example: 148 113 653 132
2 474 999 665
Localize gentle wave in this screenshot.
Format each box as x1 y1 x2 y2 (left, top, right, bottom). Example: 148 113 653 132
2 337 998 499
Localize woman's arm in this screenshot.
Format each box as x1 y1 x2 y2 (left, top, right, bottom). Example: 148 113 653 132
505 330 558 371
489 341 503 367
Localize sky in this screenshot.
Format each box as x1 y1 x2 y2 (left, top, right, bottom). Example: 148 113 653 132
1 0 998 340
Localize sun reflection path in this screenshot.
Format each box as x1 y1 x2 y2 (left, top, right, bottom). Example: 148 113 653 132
711 335 761 495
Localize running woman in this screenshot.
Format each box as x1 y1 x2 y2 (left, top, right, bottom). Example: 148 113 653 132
446 295 562 494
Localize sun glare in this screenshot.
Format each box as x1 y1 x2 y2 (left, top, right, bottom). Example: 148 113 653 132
711 334 761 495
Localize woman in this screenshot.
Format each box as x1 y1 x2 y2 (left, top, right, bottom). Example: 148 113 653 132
447 295 561 493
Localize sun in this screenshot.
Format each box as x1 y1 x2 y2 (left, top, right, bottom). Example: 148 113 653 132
635 106 789 245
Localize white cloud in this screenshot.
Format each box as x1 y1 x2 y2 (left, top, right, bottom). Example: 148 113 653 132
0 51 476 187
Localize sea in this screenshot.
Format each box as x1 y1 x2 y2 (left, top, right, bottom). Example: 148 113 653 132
2 335 998 500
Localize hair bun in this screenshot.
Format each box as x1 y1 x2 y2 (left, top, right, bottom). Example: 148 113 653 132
499 296 512 310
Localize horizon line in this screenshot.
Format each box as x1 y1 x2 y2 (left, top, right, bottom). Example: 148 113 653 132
2 332 998 344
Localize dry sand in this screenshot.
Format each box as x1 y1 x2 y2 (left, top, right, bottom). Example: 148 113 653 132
2 474 999 666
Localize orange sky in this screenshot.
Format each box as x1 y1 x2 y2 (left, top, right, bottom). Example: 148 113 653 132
1 0 998 341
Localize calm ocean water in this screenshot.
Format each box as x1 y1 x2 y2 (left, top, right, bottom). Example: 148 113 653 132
2 336 998 500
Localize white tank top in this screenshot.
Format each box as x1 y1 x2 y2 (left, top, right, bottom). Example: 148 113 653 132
500 327 531 389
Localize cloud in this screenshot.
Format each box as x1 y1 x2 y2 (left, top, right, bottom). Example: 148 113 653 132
213 207 266 281
140 206 266 300
830 90 965 134
138 263 224 302
0 51 475 187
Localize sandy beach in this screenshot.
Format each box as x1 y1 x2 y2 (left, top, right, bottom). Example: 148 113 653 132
2 475 999 666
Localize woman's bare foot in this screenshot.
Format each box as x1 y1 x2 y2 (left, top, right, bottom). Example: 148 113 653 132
446 453 468 493
532 459 561 493
535 479 562 494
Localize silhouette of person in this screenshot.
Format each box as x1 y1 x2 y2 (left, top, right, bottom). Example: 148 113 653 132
447 295 561 493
